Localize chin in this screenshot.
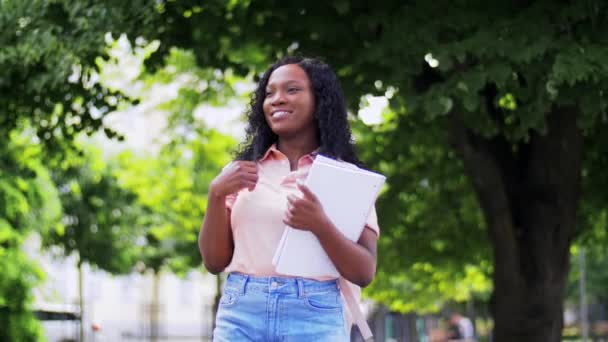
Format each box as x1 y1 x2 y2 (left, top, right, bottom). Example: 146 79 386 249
269 125 295 137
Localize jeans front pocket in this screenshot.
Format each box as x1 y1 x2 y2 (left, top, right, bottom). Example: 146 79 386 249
304 291 343 312
219 289 240 307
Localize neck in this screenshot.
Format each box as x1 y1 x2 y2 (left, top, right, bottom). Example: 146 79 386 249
277 137 319 170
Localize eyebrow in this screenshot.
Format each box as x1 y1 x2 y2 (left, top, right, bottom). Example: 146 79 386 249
266 80 305 89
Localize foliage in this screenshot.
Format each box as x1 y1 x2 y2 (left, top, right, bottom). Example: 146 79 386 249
146 2 608 326
42 146 148 274
114 128 236 275
1 0 160 148
353 115 492 308
3 1 608 339
0 122 62 341
370 262 492 313
0 248 46 342
95 35 243 275
0 1 161 338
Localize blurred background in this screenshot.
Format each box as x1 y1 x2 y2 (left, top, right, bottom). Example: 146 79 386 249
2 1 608 341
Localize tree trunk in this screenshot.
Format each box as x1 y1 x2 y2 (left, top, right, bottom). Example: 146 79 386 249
151 271 160 342
78 258 84 342
449 107 583 342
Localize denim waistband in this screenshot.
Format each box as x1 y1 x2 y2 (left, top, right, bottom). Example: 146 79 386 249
224 272 340 297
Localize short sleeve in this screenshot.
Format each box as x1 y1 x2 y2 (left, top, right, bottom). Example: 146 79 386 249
364 205 380 236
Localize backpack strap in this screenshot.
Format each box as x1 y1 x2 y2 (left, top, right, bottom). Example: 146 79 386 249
339 277 373 340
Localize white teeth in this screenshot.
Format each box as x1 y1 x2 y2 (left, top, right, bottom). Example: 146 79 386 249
272 111 289 119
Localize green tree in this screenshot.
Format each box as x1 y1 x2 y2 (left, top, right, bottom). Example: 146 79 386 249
146 2 608 341
0 124 62 341
114 129 235 274
97 37 245 333
113 128 235 340
1 0 159 146
42 146 148 342
80 35 248 342
5 1 608 341
1 1 161 338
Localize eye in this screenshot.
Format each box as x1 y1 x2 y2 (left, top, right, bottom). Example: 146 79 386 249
287 87 300 93
265 91 273 98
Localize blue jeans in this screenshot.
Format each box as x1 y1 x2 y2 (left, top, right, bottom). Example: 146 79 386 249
213 272 349 341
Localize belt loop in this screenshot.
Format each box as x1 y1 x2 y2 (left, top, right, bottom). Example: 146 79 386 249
240 274 249 295
296 278 304 298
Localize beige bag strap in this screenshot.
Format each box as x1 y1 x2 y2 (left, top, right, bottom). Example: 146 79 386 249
339 277 373 340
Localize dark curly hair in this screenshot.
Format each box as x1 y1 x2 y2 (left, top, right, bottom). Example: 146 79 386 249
235 56 361 166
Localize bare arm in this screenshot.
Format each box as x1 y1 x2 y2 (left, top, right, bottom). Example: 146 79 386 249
199 161 258 274
315 223 377 287
198 186 233 274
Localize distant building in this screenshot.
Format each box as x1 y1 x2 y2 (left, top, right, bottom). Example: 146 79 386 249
25 234 218 342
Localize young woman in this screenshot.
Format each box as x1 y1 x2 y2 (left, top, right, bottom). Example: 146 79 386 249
199 56 379 341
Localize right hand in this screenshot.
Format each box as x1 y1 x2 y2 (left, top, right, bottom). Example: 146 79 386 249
209 161 259 198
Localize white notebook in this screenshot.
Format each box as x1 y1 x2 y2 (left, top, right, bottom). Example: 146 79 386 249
272 155 385 278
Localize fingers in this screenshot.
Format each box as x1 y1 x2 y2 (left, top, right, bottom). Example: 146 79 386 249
286 196 297 217
283 204 295 226
287 194 299 205
241 163 258 177
283 209 293 223
233 161 258 191
238 161 258 172
214 160 259 195
228 160 257 175
285 194 311 228
296 181 317 201
283 218 300 228
244 180 258 191
235 160 257 167
241 172 258 183
283 209 303 229
234 170 257 191
285 196 301 222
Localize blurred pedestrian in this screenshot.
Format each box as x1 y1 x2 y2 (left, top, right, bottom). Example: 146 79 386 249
448 311 475 341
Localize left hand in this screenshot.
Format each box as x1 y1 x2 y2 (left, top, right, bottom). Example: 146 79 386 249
283 181 330 236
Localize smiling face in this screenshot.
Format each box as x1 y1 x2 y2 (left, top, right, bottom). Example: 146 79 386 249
263 64 317 141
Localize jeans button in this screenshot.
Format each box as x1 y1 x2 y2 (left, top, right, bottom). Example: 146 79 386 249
271 281 278 289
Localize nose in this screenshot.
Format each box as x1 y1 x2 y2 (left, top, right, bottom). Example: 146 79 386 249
269 90 286 106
